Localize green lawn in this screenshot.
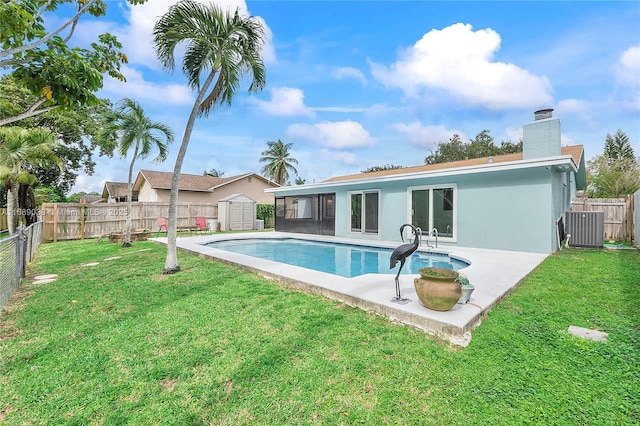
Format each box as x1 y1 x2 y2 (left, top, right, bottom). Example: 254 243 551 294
1 239 638 425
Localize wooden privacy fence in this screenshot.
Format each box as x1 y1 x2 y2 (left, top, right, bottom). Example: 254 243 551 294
41 202 218 241
570 196 634 242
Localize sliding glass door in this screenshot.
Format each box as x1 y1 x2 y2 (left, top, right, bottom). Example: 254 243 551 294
410 185 456 239
350 190 379 234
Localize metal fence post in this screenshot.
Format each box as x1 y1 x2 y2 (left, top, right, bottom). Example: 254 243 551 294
15 226 26 280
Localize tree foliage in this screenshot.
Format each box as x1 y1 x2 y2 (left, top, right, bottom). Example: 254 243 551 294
604 129 635 162
260 139 299 185
66 191 100 203
361 164 404 173
0 0 147 125
0 126 63 234
203 168 224 177
424 130 523 164
0 74 116 197
587 130 639 197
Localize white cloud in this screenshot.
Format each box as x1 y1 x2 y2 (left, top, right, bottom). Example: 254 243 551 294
333 67 367 85
614 45 640 109
390 121 466 149
366 104 402 116
250 87 314 117
504 126 523 142
323 149 359 166
556 99 596 125
310 106 369 113
310 104 401 114
102 65 194 106
286 121 375 149
617 45 640 85
370 23 553 110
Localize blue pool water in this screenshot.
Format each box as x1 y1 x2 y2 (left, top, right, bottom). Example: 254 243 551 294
204 238 469 278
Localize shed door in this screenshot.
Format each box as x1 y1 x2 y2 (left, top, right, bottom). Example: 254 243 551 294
242 203 254 229
229 202 255 230
230 202 243 230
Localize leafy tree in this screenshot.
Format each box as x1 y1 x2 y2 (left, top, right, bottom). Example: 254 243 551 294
153 0 266 274
361 164 404 173
0 0 146 126
497 140 523 155
424 134 467 164
0 127 62 234
424 131 522 164
587 130 639 197
260 139 298 185
97 98 174 247
467 130 500 159
203 168 224 177
34 185 67 204
0 75 116 197
587 156 640 197
604 129 635 162
67 191 100 203
295 177 306 185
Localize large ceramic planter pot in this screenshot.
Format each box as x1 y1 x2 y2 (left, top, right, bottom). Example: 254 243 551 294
414 267 462 311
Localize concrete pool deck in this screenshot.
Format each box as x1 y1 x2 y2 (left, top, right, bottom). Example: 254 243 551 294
153 232 548 346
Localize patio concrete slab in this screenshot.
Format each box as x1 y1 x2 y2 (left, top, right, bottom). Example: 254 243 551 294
152 232 548 346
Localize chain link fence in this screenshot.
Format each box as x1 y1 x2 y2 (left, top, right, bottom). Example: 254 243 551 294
0 221 43 311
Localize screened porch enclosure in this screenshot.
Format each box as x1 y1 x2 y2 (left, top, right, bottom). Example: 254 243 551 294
274 193 335 235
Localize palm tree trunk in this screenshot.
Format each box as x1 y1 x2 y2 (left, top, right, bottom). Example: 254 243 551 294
163 70 217 274
6 180 19 235
123 144 139 248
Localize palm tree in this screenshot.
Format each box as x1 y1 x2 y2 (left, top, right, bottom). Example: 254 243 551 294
0 127 62 235
99 98 174 247
260 139 298 185
203 168 224 177
153 0 266 274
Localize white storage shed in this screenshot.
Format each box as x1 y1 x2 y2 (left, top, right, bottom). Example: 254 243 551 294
217 194 257 231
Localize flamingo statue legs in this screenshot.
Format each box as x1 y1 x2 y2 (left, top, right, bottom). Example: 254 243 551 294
389 223 420 304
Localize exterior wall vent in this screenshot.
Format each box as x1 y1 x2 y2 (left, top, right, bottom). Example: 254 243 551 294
565 211 604 248
534 108 553 120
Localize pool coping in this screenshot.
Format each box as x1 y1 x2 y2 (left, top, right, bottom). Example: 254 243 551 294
153 231 549 346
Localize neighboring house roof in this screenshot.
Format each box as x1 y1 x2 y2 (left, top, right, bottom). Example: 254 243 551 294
80 195 104 204
135 170 279 192
321 145 584 184
102 182 129 198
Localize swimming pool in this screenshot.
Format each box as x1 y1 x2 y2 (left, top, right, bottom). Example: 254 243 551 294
204 238 469 278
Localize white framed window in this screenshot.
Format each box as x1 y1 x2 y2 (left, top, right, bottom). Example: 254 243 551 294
349 190 380 234
407 184 457 241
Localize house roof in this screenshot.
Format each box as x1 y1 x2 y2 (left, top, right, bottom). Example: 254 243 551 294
103 182 129 198
80 195 104 204
323 145 584 184
135 170 279 192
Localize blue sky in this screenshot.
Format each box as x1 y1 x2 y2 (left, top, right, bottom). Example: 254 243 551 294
52 1 639 194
